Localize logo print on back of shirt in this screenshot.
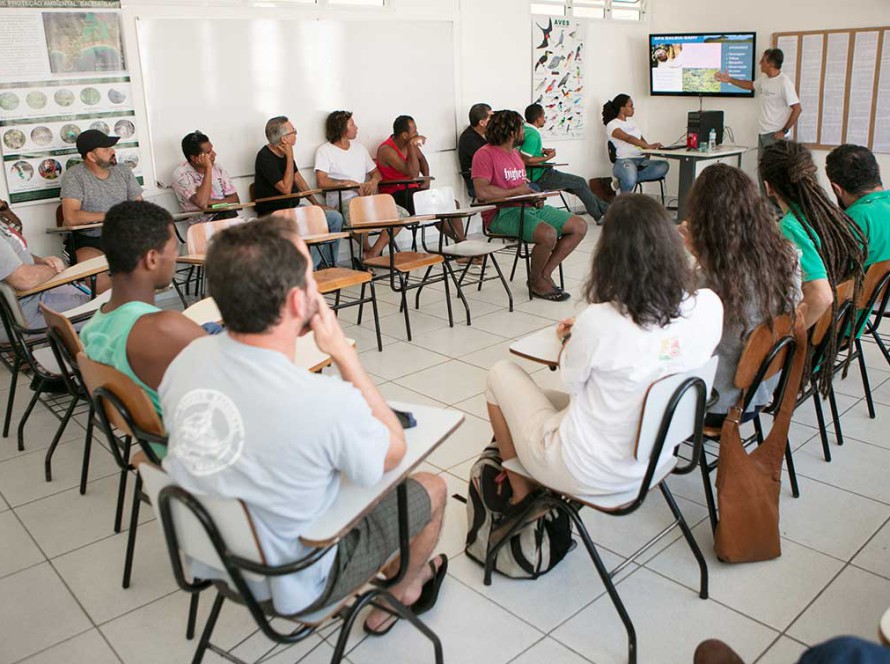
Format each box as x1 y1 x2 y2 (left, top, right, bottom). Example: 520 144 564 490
659 337 681 361
171 389 245 476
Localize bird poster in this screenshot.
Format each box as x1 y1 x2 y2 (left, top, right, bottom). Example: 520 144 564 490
532 17 584 140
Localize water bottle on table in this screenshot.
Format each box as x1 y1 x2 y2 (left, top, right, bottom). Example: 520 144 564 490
708 128 717 152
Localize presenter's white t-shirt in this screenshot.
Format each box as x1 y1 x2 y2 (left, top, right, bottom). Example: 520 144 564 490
557 289 723 495
314 141 377 208
753 72 800 134
606 118 643 159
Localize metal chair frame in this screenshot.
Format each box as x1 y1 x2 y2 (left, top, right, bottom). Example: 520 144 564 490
483 375 711 664
157 480 443 664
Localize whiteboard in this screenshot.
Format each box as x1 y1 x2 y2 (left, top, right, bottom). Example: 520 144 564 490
136 17 457 185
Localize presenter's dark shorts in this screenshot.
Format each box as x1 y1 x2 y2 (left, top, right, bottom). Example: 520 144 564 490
303 478 431 613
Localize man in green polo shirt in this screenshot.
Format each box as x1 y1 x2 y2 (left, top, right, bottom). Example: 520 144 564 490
520 103 609 223
826 144 889 268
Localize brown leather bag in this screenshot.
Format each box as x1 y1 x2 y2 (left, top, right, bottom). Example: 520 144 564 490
713 312 808 563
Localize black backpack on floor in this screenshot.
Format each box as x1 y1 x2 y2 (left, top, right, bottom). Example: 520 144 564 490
464 444 574 579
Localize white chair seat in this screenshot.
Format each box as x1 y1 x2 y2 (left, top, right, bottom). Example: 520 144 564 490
440 240 508 258
502 457 678 511
33 346 61 376
62 290 111 319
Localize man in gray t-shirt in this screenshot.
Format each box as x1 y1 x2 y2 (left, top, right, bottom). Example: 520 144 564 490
60 129 142 292
0 220 88 343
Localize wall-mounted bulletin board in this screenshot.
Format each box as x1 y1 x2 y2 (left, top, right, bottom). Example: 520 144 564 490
773 27 890 153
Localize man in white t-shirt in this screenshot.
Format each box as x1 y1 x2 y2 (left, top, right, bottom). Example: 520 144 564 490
715 48 802 192
161 216 447 633
314 110 408 258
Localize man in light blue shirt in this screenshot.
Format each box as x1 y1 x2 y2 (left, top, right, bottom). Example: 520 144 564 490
161 216 447 633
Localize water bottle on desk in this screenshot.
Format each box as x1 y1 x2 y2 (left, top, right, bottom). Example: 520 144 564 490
708 128 717 152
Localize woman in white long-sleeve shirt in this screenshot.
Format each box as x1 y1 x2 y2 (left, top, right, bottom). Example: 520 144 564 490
486 195 723 512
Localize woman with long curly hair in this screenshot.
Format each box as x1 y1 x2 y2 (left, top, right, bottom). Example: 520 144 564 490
760 140 866 395
485 195 723 509
472 109 588 301
683 163 800 422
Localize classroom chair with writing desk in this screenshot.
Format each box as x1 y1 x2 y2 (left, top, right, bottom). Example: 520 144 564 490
486 357 718 664
689 311 806 532
413 186 514 316
137 401 463 664
172 216 249 304
286 205 384 352
0 283 106 458
795 280 856 462
348 194 471 340
380 175 435 250
38 304 102 492
77 352 204 642
833 260 890 421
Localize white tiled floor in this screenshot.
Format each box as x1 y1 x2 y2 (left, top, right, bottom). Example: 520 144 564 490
2 219 890 663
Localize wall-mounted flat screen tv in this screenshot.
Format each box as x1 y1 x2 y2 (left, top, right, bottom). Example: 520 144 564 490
650 32 757 97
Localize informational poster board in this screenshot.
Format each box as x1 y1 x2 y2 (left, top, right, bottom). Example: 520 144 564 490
531 17 585 140
0 0 142 203
773 27 890 153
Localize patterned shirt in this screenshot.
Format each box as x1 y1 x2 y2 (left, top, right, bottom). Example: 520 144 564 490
172 161 237 224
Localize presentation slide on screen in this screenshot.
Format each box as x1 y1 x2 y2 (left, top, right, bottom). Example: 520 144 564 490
650 34 755 95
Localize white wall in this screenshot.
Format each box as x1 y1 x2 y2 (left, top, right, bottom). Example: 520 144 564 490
2 0 884 255
1 0 653 255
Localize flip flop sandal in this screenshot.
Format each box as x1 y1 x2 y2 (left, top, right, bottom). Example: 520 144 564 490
531 289 570 302
363 602 400 637
411 554 449 616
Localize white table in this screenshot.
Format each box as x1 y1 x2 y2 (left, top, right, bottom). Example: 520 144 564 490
641 145 749 220
509 325 561 369
16 255 108 298
301 402 464 546
60 289 111 318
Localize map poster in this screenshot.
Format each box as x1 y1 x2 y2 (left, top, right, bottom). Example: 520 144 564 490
0 0 143 204
532 17 585 140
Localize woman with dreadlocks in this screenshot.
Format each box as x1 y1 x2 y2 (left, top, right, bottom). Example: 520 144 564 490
759 140 867 395
682 163 801 426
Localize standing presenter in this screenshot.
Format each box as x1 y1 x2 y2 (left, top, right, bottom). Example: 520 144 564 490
715 48 802 192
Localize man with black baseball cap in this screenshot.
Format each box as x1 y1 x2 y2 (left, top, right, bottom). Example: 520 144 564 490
60 129 142 292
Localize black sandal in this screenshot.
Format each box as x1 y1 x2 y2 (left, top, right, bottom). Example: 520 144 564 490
531 288 570 302
411 554 448 616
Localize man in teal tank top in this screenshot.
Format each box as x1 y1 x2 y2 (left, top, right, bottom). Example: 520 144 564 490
80 201 206 457
826 144 890 268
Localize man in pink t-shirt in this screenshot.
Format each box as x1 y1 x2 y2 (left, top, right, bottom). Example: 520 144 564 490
472 110 586 302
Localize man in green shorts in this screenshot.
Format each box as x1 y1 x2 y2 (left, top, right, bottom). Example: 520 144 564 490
471 110 587 302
